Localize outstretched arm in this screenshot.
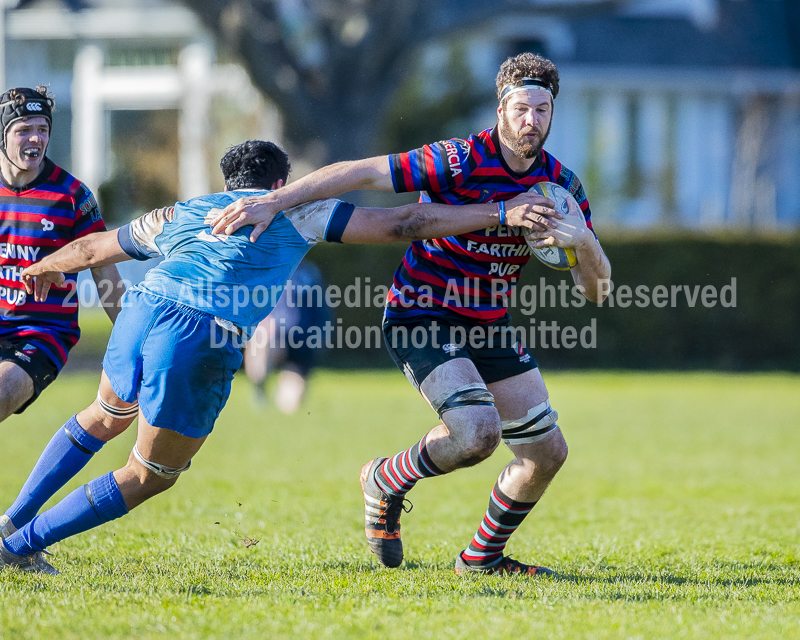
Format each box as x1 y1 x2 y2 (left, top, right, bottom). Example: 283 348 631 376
340 191 561 244
212 156 392 240
21 229 131 302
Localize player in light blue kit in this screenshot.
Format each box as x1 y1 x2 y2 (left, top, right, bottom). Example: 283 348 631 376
0 140 559 573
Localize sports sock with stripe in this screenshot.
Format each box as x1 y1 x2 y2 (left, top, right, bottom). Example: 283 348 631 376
461 482 536 569
374 435 444 497
3 472 128 555
5 415 105 529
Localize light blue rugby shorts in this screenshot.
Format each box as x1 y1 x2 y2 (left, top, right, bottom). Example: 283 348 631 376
102 289 243 438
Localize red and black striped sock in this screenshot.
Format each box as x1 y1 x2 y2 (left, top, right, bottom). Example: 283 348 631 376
374 435 443 497
461 482 536 568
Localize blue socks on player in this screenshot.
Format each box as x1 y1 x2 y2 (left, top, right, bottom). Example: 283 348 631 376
3 472 128 555
5 415 105 529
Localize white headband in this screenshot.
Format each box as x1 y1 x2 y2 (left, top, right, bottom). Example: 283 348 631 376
499 77 554 102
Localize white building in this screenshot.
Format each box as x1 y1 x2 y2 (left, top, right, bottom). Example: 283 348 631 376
1 0 279 208
1 0 280 291
480 0 800 229
3 0 799 230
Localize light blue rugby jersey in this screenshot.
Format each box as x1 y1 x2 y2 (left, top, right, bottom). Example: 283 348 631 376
117 189 354 341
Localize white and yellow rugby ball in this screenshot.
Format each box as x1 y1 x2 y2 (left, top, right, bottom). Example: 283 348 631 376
525 181 578 271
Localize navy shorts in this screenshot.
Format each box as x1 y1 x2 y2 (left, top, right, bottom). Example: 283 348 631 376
103 290 243 438
382 313 538 389
0 336 60 413
283 343 318 378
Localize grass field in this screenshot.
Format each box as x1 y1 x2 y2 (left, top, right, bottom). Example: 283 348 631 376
1 370 799 639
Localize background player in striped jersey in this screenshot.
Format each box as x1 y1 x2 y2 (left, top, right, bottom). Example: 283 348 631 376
0 86 124 423
0 140 556 573
212 53 611 576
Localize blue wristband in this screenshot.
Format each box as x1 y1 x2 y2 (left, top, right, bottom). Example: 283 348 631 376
497 200 507 225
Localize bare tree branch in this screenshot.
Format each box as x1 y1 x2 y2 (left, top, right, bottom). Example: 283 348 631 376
183 0 620 162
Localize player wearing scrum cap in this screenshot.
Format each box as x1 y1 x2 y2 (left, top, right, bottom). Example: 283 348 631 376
0 86 124 425
212 54 611 576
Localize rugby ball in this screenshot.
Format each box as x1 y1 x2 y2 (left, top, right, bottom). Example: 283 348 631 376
525 182 578 271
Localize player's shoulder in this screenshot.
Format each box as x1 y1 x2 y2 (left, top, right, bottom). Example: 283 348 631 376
35 160 84 197
445 129 492 157
178 188 271 217
428 131 491 176
38 162 103 222
474 127 496 150
441 127 503 172
282 197 342 222
540 149 587 202
282 198 350 245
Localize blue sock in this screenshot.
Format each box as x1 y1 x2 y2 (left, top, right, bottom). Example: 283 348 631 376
3 472 128 555
5 415 105 529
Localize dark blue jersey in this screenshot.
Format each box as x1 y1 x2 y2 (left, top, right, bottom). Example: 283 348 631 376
0 159 105 369
387 126 593 323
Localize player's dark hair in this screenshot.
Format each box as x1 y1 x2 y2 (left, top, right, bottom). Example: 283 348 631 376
495 53 560 102
219 140 290 190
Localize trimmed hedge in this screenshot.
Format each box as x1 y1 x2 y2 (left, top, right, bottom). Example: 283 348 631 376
308 235 800 371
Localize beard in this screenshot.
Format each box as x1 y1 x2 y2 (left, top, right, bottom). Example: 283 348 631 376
499 111 551 160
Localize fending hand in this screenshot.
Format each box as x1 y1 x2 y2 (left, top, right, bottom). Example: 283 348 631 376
504 192 560 232
20 267 65 302
210 194 282 242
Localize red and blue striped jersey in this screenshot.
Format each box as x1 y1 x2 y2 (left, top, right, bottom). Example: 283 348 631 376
387 126 593 323
0 159 106 369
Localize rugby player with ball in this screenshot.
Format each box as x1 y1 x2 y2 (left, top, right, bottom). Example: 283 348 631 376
214 53 611 576
0 140 556 574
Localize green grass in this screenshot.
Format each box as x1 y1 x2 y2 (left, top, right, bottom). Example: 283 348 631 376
66 309 113 364
1 371 800 639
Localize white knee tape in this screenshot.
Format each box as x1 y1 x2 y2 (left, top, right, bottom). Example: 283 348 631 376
501 400 559 445
132 444 191 479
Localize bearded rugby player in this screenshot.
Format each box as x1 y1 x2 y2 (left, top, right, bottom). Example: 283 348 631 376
0 139 556 573
212 54 611 576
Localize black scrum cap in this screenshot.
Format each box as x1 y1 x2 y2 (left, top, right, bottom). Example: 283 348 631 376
0 87 53 149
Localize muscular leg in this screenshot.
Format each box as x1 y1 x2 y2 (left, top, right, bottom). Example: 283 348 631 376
2 410 204 560
0 361 34 423
419 359 502 471
114 413 206 510
2 371 137 532
361 358 501 567
372 358 501 497
458 368 567 573
77 371 140 441
490 369 568 503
